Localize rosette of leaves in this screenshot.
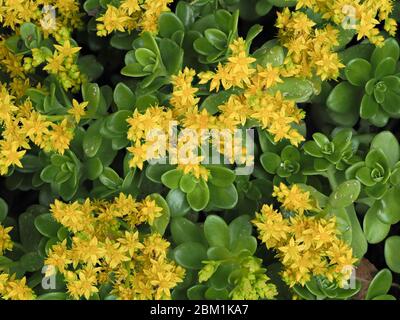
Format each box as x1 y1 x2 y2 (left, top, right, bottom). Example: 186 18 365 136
233 175 273 219
157 3 241 65
303 129 360 173
345 132 400 253
39 151 82 201
171 214 264 300
147 164 238 212
293 276 361 300
327 38 400 127
121 31 184 88
261 144 306 184
192 9 239 64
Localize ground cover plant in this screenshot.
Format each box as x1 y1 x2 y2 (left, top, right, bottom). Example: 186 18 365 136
0 0 400 300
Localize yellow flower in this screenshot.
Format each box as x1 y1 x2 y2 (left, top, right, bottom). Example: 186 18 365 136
252 204 291 248
120 0 141 15
127 141 148 169
0 141 26 169
68 99 88 123
43 53 66 74
273 183 315 215
47 119 74 154
96 5 130 36
45 240 71 273
138 196 163 225
54 40 81 58
67 269 99 300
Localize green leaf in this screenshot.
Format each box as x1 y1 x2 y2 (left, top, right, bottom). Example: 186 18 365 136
204 287 229 300
363 203 391 244
366 268 393 300
270 78 314 103
371 37 400 71
375 57 396 79
208 184 238 209
371 294 396 300
37 292 68 300
19 211 43 252
34 213 61 238
159 38 184 75
327 82 360 114
377 186 400 224
370 131 400 168
345 58 371 86
40 165 58 183
135 48 156 66
204 28 227 51
171 217 204 245
85 157 104 180
329 180 361 208
255 0 273 16
83 122 103 158
159 12 185 38
245 24 263 47
19 252 43 272
187 285 207 300
176 1 194 27
356 167 375 187
105 110 131 134
150 193 170 236
82 83 101 115
347 206 367 259
121 64 149 77
204 215 230 248
208 166 236 187
360 94 379 119
187 180 210 211
384 236 400 273
303 141 323 158
381 89 400 117
78 55 104 81
161 169 183 189
267 0 297 6
145 164 174 183
0 198 8 222
174 242 207 269
178 175 197 194
99 167 122 189
113 83 135 110
260 152 281 174
200 90 232 114
166 189 191 217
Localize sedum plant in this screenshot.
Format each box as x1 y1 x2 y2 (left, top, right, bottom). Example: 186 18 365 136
0 0 399 302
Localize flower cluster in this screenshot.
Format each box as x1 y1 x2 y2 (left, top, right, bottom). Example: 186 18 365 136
253 184 357 288
0 273 36 300
96 0 174 36
0 84 88 174
44 193 184 300
295 0 397 44
125 38 305 181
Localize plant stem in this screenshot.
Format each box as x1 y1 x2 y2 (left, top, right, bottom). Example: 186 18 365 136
326 165 338 190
